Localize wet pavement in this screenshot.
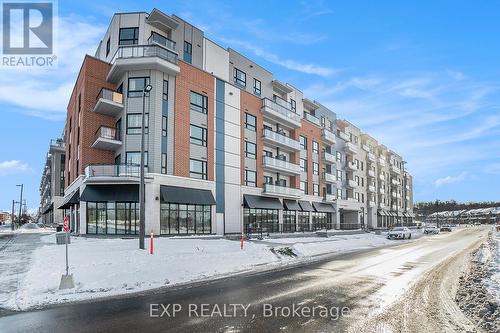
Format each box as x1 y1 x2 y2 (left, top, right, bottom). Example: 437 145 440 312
0 227 490 333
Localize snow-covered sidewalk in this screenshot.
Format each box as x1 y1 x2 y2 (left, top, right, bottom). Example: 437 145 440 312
2 231 413 311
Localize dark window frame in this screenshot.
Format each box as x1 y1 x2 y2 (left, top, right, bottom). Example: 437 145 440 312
190 159 207 180
190 124 208 147
190 91 208 114
253 78 261 96
126 113 148 135
127 77 150 98
119 27 139 45
233 67 246 87
245 141 257 159
245 170 257 187
245 113 257 131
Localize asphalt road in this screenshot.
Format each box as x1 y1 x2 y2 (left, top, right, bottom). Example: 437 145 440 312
0 227 490 333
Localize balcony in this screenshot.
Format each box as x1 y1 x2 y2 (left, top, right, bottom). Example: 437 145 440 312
362 144 370 152
369 201 376 207
262 155 301 175
347 179 358 188
91 126 122 151
324 193 336 202
346 161 357 171
148 32 176 52
93 88 124 116
263 184 303 198
84 164 146 181
262 128 301 151
368 169 375 178
379 174 385 181
345 142 357 154
378 157 386 167
390 165 401 175
261 98 301 128
406 184 410 190
391 191 398 198
391 179 399 186
338 131 350 141
322 172 336 183
368 185 376 193
323 151 336 164
50 139 65 150
303 112 320 126
321 129 336 145
379 187 385 195
107 44 180 83
367 153 376 162
379 202 387 209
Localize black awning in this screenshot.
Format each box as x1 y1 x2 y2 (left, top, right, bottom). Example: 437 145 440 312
42 203 53 214
58 190 80 209
298 201 314 211
243 195 282 209
378 210 387 216
283 199 300 211
161 185 215 205
312 202 335 213
80 184 139 202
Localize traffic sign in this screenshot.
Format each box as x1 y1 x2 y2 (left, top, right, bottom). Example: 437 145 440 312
63 216 69 232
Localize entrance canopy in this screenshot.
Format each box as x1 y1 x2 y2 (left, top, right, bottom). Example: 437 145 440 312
312 202 335 213
161 185 215 205
298 201 314 212
243 195 282 210
283 199 300 211
58 190 80 209
80 184 139 202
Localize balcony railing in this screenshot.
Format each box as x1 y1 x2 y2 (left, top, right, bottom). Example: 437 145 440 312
369 201 376 207
262 128 301 151
321 129 336 144
390 165 401 175
347 179 358 188
378 157 386 167
368 169 375 177
95 126 120 142
345 142 357 154
379 187 385 194
391 191 398 198
304 112 320 126
263 184 303 197
50 139 65 149
85 164 145 178
96 88 123 104
322 172 336 183
323 151 336 164
367 152 376 162
110 44 178 66
391 179 399 186
324 193 336 202
262 155 302 174
261 98 301 126
338 131 350 141
346 161 357 171
379 174 385 181
362 144 370 152
368 185 376 192
148 33 176 52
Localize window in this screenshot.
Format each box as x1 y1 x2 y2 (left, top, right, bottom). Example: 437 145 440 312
119 27 138 45
245 113 256 131
336 151 342 163
233 68 246 87
355 175 360 185
87 202 139 235
299 136 307 150
245 141 256 159
190 125 207 146
337 188 342 199
190 159 207 180
126 113 148 134
253 78 261 95
300 159 308 172
190 91 208 114
105 37 110 57
184 41 192 63
300 181 308 194
126 151 148 166
312 141 319 154
128 77 150 97
161 203 211 235
336 170 343 181
321 116 325 127
161 153 167 174
276 178 286 187
162 116 167 137
264 150 273 158
313 184 320 196
290 99 296 112
264 176 273 185
245 170 256 187
313 162 319 175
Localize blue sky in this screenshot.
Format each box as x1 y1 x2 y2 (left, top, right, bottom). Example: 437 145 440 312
1 0 499 213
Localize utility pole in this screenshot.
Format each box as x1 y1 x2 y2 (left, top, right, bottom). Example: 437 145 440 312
11 200 15 231
139 83 152 250
16 184 23 225
435 199 440 228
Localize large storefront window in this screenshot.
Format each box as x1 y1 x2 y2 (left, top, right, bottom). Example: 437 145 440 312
160 203 211 235
297 211 311 232
283 210 296 233
244 208 279 234
312 212 327 230
87 202 138 235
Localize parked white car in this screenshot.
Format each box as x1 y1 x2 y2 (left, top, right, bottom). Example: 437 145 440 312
387 227 412 239
424 226 440 234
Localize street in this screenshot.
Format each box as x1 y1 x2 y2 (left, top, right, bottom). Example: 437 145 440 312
0 227 490 332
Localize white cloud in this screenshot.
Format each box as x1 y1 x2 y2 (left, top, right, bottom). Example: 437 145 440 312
434 172 468 187
0 160 29 175
447 70 465 81
220 38 337 77
0 15 106 120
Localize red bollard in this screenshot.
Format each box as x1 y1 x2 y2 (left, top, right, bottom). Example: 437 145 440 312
150 232 154 255
240 233 244 250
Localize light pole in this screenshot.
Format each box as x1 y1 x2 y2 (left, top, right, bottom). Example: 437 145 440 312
402 161 406 225
16 184 23 226
139 83 153 250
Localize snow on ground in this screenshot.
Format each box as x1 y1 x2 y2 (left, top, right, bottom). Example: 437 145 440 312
3 231 424 311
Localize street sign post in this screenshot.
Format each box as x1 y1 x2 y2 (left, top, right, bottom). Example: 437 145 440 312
59 215 75 289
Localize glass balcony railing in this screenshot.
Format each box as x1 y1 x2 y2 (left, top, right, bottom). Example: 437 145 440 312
262 155 301 174
50 139 65 149
262 128 301 150
263 184 303 197
94 126 120 142
147 33 176 52
304 112 320 126
85 164 146 178
96 88 123 105
111 44 178 65
321 128 336 144
261 98 301 123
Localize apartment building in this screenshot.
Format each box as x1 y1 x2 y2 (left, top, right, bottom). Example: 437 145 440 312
58 8 414 236
40 137 66 225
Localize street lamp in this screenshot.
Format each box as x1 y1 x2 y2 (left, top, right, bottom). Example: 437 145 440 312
16 184 23 226
139 83 152 250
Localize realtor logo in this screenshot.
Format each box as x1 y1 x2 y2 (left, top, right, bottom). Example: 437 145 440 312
2 1 53 54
